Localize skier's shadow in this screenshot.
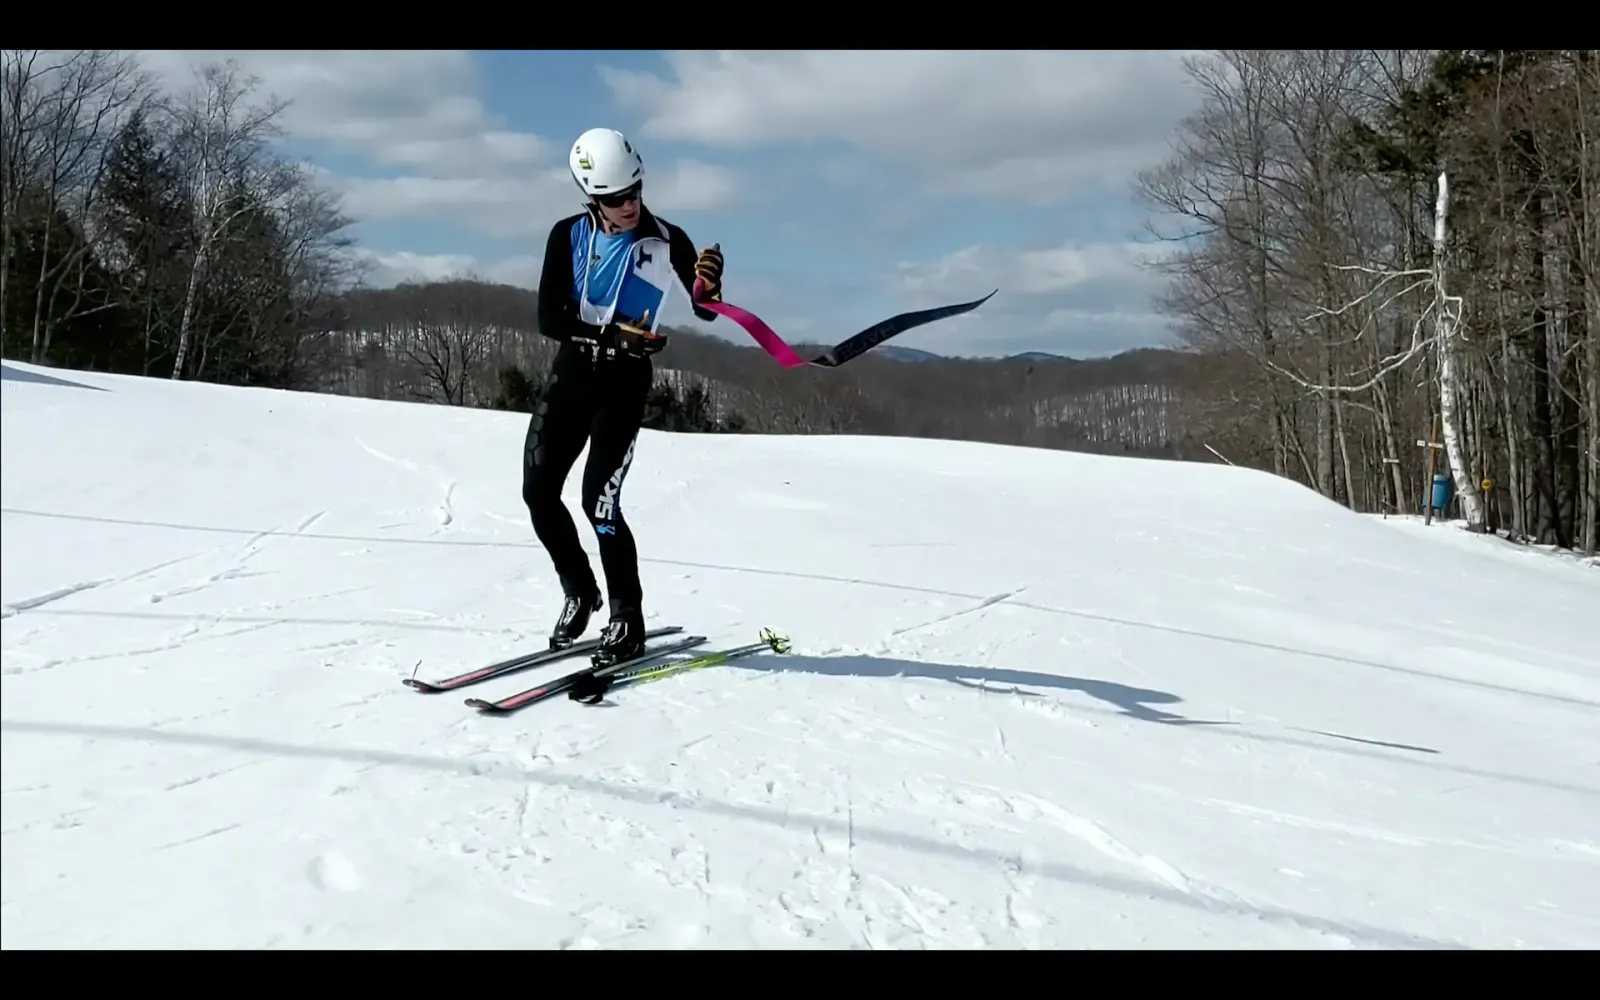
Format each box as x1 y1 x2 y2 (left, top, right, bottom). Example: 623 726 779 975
733 653 1232 727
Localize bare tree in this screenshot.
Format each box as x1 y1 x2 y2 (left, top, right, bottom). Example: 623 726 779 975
1137 50 1312 479
0 48 151 360
162 59 291 379
401 282 497 406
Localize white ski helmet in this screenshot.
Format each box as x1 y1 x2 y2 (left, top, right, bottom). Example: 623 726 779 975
569 127 644 197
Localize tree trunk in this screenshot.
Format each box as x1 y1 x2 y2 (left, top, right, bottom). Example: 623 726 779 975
1376 373 1407 512
1586 277 1599 554
29 204 53 362
172 232 205 380
1526 189 1567 546
1434 171 1487 530
1334 395 1357 510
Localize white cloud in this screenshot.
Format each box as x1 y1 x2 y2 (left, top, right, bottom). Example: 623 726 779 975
647 159 743 213
130 51 743 240
889 240 1166 301
873 239 1177 358
592 51 1203 354
322 158 741 243
331 171 578 241
354 249 542 290
601 51 1204 204
133 51 530 179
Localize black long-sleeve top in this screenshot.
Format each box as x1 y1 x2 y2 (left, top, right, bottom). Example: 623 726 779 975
535 204 715 345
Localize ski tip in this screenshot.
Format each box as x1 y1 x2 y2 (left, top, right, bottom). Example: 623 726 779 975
403 678 440 692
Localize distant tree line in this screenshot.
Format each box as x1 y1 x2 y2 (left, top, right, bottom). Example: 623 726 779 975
5 49 1594 556
486 355 743 434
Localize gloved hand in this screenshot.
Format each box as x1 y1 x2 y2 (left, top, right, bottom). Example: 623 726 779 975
694 243 723 302
608 309 666 359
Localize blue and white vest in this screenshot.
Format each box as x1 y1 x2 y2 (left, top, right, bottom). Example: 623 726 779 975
568 210 693 334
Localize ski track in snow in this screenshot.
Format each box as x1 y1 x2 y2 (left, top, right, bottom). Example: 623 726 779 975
2 359 1599 949
886 587 1026 639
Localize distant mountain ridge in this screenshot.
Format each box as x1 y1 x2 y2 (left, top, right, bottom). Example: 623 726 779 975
349 279 1175 368
322 277 1203 462
873 345 1156 365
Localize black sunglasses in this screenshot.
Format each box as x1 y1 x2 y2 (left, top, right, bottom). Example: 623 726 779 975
593 184 641 209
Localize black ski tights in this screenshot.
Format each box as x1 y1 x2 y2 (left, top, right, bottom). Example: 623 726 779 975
521 349 652 615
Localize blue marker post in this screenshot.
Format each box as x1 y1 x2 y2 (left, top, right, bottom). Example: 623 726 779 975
1430 473 1453 519
1417 419 1445 525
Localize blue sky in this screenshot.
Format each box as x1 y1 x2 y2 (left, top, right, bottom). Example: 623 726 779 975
135 50 1204 359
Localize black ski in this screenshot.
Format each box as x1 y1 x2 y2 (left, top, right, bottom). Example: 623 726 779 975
464 635 708 714
403 625 684 693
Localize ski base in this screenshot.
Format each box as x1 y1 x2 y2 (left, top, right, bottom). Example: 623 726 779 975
464 635 708 714
403 625 684 693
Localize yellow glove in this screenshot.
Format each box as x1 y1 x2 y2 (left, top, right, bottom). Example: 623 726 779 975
695 244 723 301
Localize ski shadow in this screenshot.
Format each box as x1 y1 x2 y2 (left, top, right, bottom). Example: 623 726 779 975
716 657 1480 773
1 361 106 391
1291 727 1439 755
734 652 1234 727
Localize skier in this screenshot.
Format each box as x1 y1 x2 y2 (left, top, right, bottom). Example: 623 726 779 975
524 127 724 667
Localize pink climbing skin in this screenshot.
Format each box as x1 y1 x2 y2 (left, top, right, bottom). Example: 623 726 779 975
689 275 997 370
693 277 810 369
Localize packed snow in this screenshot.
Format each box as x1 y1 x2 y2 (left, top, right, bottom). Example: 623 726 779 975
2 358 1597 950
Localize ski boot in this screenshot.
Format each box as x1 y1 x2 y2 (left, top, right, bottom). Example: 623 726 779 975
590 607 646 668
549 587 603 650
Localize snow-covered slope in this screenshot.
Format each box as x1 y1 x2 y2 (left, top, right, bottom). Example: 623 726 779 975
2 358 1597 949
